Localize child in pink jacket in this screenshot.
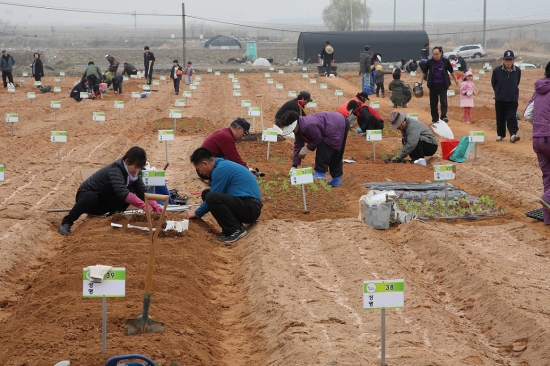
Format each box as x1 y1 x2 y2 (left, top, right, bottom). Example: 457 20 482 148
460 70 477 124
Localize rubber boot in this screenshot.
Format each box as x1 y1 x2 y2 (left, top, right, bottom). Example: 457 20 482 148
326 176 342 187
313 171 326 179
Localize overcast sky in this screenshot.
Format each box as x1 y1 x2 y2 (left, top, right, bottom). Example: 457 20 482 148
2 0 549 27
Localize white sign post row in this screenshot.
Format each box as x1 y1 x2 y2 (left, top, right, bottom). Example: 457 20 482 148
363 279 404 366
5 113 18 135
92 112 105 133
83 267 126 354
0 165 4 182
158 130 174 164
366 130 382 161
169 109 182 134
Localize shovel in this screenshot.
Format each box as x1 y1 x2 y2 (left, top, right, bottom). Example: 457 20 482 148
124 193 169 336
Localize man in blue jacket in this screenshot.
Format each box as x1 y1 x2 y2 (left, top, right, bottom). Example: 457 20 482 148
491 50 521 142
143 46 155 85
186 147 262 244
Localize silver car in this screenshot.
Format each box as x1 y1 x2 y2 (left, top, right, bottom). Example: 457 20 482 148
444 44 486 59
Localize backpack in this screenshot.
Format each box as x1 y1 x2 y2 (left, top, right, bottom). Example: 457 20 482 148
402 82 411 97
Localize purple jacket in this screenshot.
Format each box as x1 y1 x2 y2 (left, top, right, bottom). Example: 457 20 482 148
293 112 347 167
528 77 550 137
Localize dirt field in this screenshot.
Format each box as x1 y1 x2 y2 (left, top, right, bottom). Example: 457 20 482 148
1 62 549 366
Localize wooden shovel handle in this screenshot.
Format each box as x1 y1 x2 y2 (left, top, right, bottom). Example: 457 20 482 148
142 193 169 295
144 193 169 203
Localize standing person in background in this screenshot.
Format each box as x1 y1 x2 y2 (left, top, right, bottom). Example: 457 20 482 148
143 46 155 85
182 61 194 85
1 49 15 88
459 71 477 124
170 59 183 95
420 46 459 123
374 64 391 98
31 52 44 82
359 45 373 93
321 41 334 77
121 62 138 76
371 53 382 92
491 50 521 142
525 61 550 224
105 55 120 74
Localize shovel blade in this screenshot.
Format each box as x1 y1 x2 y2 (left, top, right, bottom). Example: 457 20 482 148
124 315 164 336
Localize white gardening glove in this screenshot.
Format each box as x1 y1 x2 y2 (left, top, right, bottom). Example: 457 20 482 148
466 92 472 96
298 146 309 159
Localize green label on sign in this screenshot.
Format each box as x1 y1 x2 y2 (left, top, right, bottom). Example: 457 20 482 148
363 281 404 293
82 269 126 280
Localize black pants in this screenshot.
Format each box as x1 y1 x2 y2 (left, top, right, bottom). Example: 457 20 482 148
109 64 119 74
145 65 153 85
408 140 438 161
323 60 331 75
201 190 262 235
375 82 385 96
34 74 42 82
428 83 448 122
314 126 349 178
173 78 181 93
113 81 122 93
359 115 384 133
2 71 13 87
495 100 519 137
87 74 99 88
62 190 129 226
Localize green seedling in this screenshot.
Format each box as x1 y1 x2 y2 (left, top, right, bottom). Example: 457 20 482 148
365 153 371 160
195 120 201 130
180 120 188 131
155 120 161 130
380 152 388 161
273 169 280 176
281 179 289 192
383 129 389 136
308 181 319 196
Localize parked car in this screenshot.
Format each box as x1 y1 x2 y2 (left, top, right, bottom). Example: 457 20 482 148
515 63 537 69
444 44 486 59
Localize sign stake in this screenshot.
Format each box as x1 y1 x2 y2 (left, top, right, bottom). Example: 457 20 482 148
11 122 14 136
165 140 169 165
102 297 107 354
57 142 60 162
267 141 271 159
445 181 449 216
373 141 376 162
301 184 307 211
381 308 386 366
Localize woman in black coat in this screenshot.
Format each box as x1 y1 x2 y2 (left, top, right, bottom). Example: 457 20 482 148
31 52 44 81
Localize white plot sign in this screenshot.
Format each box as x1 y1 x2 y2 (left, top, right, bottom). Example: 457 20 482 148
5 113 18 122
248 107 261 116
158 130 174 141
241 100 251 107
51 131 67 142
434 165 456 181
142 170 166 186
468 131 485 142
261 130 278 142
0 165 3 182
92 112 106 121
175 99 186 107
363 279 404 310
50 101 61 109
169 109 182 118
289 167 313 185
366 130 382 141
114 101 124 109
83 267 126 298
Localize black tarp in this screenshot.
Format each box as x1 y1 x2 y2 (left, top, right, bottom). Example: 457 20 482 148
297 31 429 64
204 35 242 49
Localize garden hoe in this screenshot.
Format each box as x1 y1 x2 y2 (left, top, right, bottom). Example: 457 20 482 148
124 193 169 336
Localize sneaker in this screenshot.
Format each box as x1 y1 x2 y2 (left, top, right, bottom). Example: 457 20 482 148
326 176 342 187
313 170 327 179
442 117 449 122
58 223 71 235
414 158 427 166
540 198 550 212
465 121 470 124
220 226 247 243
510 134 520 143
496 136 503 142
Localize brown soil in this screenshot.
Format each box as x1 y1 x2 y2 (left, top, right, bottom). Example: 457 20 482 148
1 67 549 365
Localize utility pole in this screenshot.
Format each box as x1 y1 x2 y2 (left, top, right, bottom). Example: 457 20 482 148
482 0 487 48
393 0 396 31
363 0 367 30
422 0 425 31
133 10 137 38
182 3 187 66
350 0 353 31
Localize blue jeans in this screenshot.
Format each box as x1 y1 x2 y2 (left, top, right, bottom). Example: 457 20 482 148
152 185 173 204
361 74 370 90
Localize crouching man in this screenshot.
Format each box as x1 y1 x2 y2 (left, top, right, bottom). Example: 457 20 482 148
185 147 262 244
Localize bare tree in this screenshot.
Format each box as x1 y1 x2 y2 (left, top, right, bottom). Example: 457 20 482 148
322 0 372 31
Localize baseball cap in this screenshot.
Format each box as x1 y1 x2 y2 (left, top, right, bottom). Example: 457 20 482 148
105 54 109 58
357 91 370 101
298 91 312 102
233 117 250 135
364 45 370 50
282 119 298 136
503 50 515 59
389 111 406 130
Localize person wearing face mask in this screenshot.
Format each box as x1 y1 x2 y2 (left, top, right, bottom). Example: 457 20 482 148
58 146 163 235
420 46 459 124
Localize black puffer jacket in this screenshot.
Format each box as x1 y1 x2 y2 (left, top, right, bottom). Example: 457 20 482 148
77 159 146 201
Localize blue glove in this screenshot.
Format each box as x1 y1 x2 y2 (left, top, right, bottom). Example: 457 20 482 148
356 127 362 133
